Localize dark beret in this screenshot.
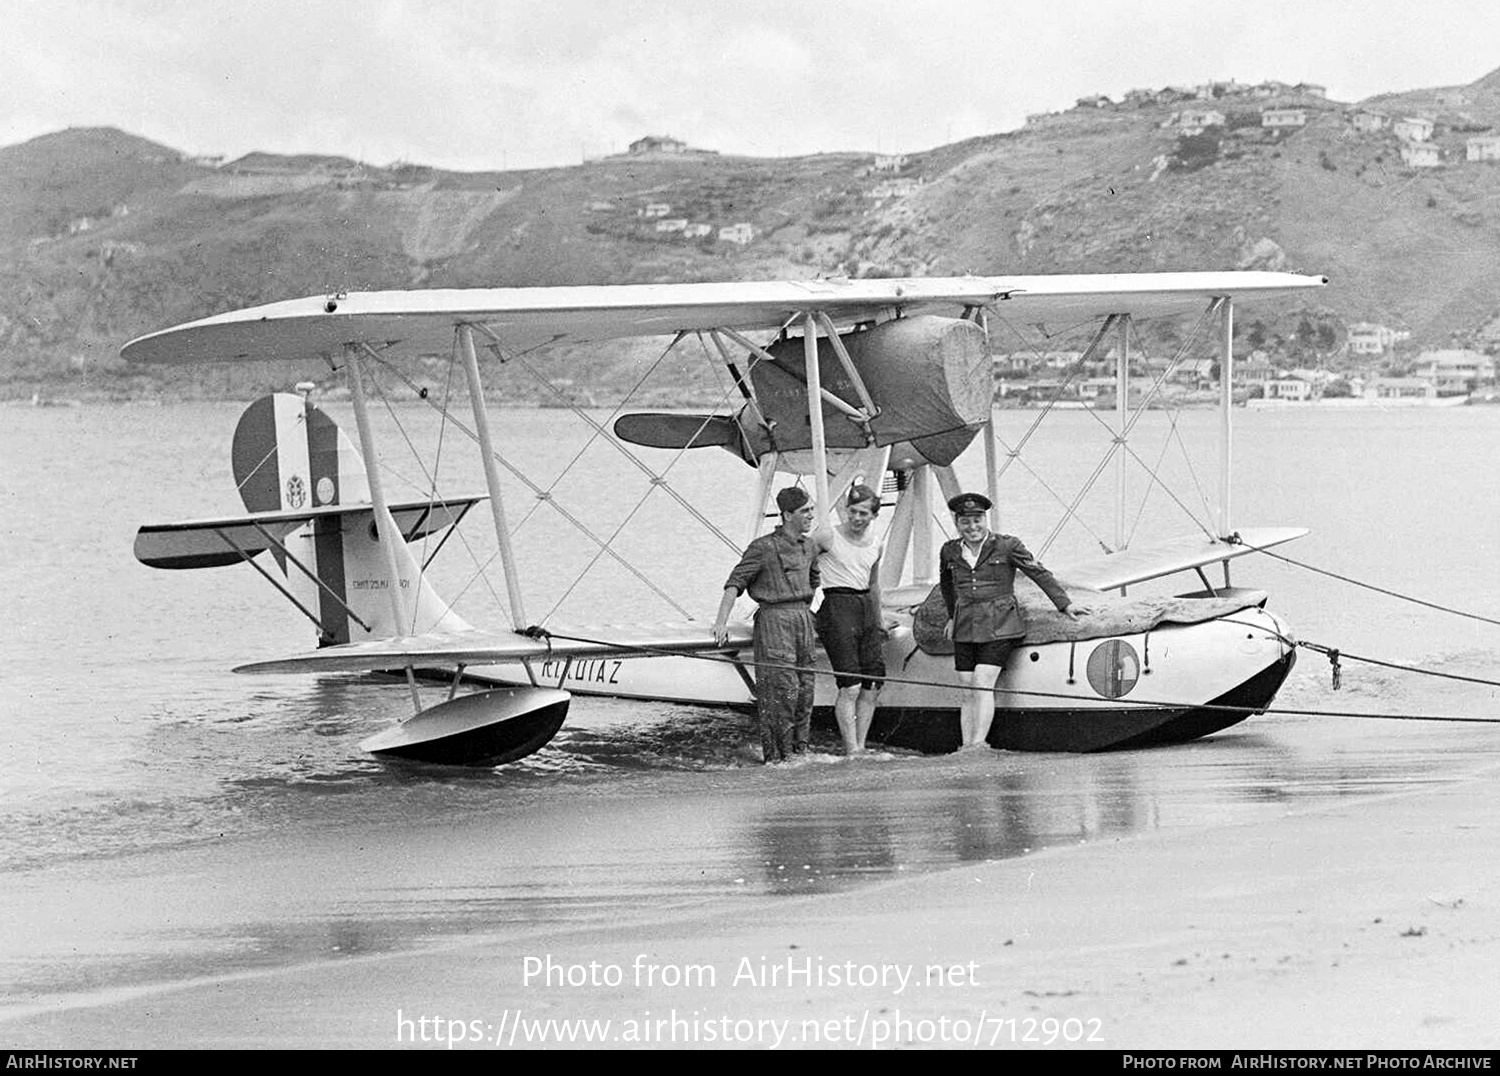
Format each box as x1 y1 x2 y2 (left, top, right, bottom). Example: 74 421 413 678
776 486 811 513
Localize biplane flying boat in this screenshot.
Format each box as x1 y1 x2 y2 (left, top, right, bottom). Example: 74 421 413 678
127 271 1326 765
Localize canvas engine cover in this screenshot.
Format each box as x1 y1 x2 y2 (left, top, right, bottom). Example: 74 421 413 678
750 315 989 466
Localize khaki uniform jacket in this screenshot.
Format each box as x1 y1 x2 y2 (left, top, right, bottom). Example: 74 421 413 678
939 534 1070 642
724 525 820 606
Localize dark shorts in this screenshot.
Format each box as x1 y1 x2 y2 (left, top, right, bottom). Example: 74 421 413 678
815 589 886 689
953 638 1017 673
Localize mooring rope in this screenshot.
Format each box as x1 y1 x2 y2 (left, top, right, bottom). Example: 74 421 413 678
1213 615 1500 693
1230 536 1500 628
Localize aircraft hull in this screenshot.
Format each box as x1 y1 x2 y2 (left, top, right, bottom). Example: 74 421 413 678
861 648 1295 754
467 606 1297 754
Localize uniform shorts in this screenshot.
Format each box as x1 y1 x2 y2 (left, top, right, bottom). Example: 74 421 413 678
952 638 1017 673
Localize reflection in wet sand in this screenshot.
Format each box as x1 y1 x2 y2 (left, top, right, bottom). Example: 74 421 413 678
732 713 1500 899
6 703 1500 1018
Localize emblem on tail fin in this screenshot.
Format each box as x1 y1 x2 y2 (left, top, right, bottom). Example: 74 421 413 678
136 393 483 647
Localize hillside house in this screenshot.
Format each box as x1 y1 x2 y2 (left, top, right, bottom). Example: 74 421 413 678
1237 354 1277 386
1400 141 1442 168
1140 355 1180 381
1287 367 1334 386
1346 322 1408 355
1467 135 1500 162
629 135 687 155
1078 378 1119 402
1294 83 1327 98
1178 109 1225 133
1416 349 1494 394
1365 377 1436 401
991 355 1029 380
1039 351 1087 372
1265 378 1312 402
638 203 671 218
871 154 907 172
718 223 754 245
1171 357 1216 386
682 223 713 239
1261 107 1307 129
1076 94 1112 109
654 218 688 233
1393 117 1434 142
1351 110 1389 133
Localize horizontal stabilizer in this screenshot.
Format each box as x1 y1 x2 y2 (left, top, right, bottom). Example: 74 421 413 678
134 496 484 570
234 620 754 674
1058 527 1309 592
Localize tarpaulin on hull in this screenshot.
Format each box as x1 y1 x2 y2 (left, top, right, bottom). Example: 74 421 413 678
906 583 1272 654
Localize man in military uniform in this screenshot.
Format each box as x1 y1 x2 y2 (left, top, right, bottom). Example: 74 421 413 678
939 492 1081 748
713 486 821 763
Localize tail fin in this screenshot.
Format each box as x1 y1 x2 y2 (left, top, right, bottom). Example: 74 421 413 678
232 393 371 514
137 392 478 646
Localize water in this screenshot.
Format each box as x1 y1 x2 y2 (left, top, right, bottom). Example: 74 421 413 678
3 400 1499 1005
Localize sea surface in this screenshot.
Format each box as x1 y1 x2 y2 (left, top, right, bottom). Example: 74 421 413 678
3 400 1499 1006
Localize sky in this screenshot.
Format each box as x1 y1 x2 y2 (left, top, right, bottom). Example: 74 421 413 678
3 0 1498 171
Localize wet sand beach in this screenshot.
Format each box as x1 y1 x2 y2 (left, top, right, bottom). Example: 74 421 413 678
4 747 1499 1050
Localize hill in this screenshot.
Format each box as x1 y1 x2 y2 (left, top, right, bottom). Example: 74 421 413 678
4 67 1500 401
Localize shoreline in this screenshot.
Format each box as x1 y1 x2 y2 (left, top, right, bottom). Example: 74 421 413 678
4 760 1499 1049
8 394 1499 413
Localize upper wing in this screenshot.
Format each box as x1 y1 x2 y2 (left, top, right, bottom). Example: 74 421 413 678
234 620 753 674
121 272 1327 365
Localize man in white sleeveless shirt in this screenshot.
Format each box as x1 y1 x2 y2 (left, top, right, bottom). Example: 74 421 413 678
814 484 886 754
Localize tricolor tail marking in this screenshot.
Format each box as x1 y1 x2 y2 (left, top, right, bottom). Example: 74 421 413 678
232 393 471 646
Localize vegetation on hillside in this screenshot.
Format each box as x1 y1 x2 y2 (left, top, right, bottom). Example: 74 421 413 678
4 65 1500 401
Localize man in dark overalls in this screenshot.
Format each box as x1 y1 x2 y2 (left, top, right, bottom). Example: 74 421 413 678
712 487 821 763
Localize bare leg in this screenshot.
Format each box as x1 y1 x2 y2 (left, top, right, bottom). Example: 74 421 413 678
854 686 879 751
968 663 1003 747
956 669 976 745
834 684 861 754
